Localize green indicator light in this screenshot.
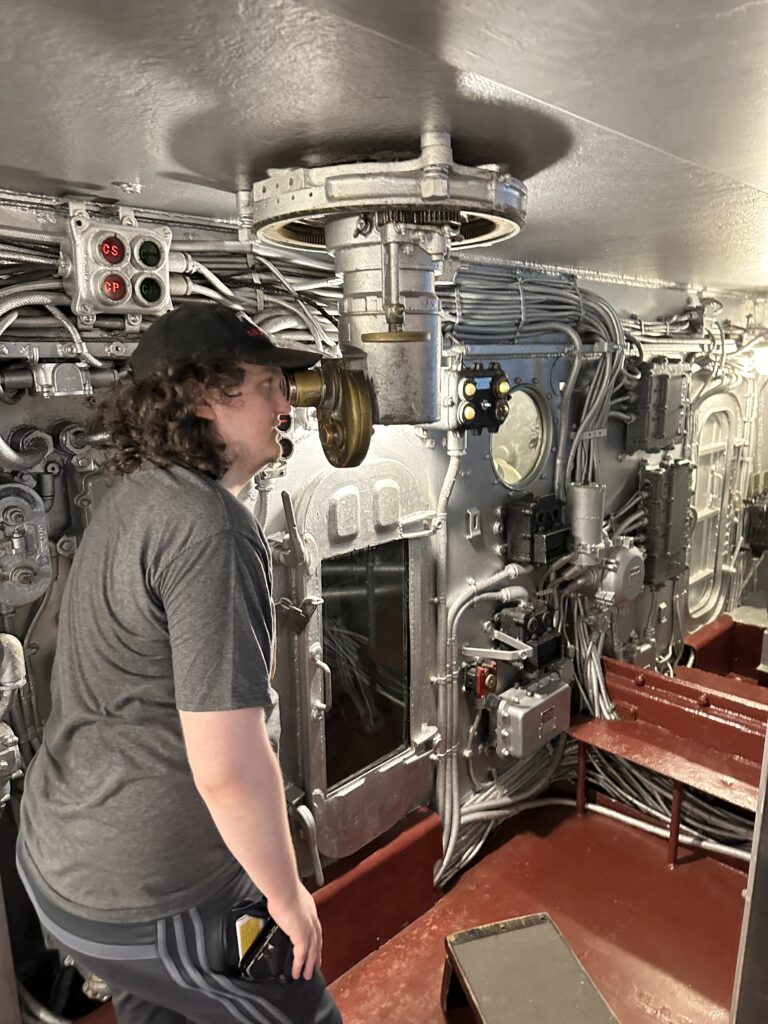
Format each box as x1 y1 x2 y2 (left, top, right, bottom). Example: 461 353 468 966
138 240 162 268
139 277 162 304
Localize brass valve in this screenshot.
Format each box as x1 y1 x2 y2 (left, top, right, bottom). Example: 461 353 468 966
285 361 373 468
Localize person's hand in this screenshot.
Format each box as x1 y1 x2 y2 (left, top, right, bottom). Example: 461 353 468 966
268 884 322 981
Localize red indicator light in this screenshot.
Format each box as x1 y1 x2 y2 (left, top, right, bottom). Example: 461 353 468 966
101 273 128 301
99 235 125 265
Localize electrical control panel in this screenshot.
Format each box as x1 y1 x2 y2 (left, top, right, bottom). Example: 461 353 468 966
640 459 693 587
495 601 563 673
60 213 173 319
454 365 510 433
746 494 768 556
486 674 571 759
625 360 690 454
504 493 569 566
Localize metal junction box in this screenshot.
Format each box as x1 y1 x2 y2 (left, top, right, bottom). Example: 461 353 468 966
504 493 569 566
490 675 571 759
625 360 689 454
61 213 172 318
746 494 768 555
641 459 692 587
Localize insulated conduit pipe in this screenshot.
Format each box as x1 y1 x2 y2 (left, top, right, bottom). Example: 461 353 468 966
0 311 19 338
0 280 65 299
0 294 102 369
433 431 466 838
172 237 345 277
445 738 569 879
265 331 317 345
460 734 568 822
0 293 70 318
249 253 334 353
253 295 329 354
172 242 338 351
483 796 752 865
252 313 305 334
434 564 532 885
170 239 252 254
514 322 583 500
188 260 237 300
185 284 243 309
0 227 63 245
435 582 530 885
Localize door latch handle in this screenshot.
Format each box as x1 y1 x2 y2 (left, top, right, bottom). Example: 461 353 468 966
309 642 332 716
276 490 309 567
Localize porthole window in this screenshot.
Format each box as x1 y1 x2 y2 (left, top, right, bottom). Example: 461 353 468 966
491 388 547 487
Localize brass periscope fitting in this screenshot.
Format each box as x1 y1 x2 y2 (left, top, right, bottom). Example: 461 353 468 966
285 361 374 468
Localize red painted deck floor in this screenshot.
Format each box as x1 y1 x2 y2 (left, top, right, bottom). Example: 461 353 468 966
329 806 747 1024
77 806 747 1024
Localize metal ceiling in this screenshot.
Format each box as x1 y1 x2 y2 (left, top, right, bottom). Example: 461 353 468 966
1 0 767 291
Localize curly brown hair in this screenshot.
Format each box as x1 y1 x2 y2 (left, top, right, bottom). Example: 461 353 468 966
90 360 247 478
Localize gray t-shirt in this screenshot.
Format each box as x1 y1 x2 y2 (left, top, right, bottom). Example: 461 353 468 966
19 463 277 923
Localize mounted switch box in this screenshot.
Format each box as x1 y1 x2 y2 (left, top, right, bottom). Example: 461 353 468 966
625 360 689 454
486 675 570 759
60 213 172 318
504 493 568 566
746 495 768 555
455 366 510 434
495 601 563 672
641 459 692 586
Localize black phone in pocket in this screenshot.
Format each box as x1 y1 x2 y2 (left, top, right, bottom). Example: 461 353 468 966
222 899 269 974
239 917 293 980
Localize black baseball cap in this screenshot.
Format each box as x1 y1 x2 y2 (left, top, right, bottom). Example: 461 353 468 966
129 305 321 380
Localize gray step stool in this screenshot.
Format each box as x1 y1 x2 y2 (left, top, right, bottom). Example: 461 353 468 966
441 913 619 1023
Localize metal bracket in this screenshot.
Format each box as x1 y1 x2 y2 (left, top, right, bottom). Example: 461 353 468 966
117 205 138 227
462 629 533 664
465 508 482 541
66 199 89 221
403 725 441 764
398 509 441 539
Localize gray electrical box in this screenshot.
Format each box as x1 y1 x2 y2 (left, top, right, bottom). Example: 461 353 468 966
61 212 172 318
641 459 692 587
490 674 570 759
625 359 689 454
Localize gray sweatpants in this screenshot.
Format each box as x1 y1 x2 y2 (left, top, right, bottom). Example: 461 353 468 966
19 861 342 1024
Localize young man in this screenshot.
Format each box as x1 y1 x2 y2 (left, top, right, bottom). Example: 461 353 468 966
17 305 342 1024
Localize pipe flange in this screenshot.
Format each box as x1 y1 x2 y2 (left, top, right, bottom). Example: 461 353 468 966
249 132 526 251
